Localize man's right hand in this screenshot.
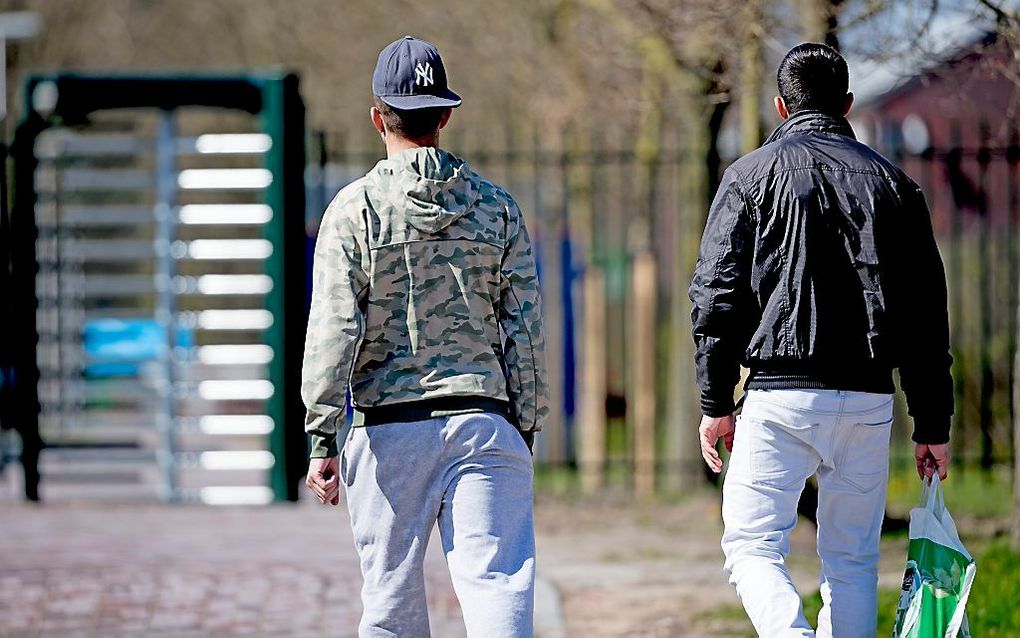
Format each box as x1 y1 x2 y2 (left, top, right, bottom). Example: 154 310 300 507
915 443 950 481
306 457 341 506
699 414 736 474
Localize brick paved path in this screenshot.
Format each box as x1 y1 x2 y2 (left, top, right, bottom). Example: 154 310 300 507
0 502 465 637
1 491 908 637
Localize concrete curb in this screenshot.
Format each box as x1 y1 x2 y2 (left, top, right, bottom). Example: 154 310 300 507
535 575 567 638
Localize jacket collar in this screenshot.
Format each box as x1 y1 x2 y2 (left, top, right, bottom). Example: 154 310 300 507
764 110 856 144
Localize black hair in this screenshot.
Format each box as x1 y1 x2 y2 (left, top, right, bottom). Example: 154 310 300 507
373 97 447 140
777 43 850 115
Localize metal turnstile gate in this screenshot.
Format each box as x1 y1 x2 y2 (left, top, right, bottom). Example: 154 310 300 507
9 74 307 502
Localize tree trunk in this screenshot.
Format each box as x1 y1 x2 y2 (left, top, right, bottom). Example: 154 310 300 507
741 1 765 154
799 0 844 50
664 64 730 490
1012 276 1020 552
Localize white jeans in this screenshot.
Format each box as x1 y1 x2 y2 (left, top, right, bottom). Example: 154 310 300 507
721 389 893 638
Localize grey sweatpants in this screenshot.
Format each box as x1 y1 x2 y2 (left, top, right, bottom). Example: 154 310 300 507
340 412 536 637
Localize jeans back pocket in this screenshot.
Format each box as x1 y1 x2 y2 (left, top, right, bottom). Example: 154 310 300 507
744 417 815 491
836 419 892 493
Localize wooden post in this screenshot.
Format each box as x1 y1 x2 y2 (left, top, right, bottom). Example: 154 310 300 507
664 104 716 490
630 251 656 498
628 51 668 497
576 131 609 493
580 266 607 492
535 132 566 465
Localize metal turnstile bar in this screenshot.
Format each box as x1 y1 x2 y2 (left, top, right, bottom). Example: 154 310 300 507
36 133 151 158
57 168 154 191
41 205 154 226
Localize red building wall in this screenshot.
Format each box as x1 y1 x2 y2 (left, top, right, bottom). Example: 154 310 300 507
852 33 1018 236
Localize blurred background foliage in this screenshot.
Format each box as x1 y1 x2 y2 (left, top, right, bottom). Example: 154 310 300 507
3 0 1019 532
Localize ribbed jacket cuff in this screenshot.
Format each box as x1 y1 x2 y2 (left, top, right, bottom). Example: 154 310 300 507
701 392 735 418
309 433 338 458
910 416 951 445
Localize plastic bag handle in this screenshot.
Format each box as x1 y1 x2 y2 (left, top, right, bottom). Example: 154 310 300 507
920 474 946 522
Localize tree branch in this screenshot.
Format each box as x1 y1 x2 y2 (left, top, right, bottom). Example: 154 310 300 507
975 0 1019 24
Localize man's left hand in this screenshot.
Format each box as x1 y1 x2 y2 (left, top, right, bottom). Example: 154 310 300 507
699 414 736 474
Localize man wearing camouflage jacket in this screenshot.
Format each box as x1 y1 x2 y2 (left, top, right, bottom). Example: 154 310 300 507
301 36 548 637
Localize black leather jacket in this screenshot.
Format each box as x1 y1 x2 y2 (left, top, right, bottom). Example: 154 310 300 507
689 111 953 444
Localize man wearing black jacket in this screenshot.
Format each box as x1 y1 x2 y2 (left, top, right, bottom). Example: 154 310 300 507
689 43 953 638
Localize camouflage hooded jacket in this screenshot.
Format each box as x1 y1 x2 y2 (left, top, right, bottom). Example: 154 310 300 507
301 146 549 458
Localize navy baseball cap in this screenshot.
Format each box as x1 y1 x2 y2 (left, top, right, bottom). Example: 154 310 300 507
372 36 462 110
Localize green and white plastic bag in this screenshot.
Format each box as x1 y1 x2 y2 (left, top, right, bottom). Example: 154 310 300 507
893 474 976 638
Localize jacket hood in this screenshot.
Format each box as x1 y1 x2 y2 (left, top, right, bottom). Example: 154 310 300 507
765 110 857 145
371 146 481 234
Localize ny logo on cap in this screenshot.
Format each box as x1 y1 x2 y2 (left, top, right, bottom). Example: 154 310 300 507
415 62 434 87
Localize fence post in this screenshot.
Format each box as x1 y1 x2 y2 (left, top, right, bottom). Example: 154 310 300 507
947 123 967 464
977 124 994 471
580 265 607 492
664 126 711 490
629 103 661 496
630 249 656 497
535 131 565 464
578 136 607 493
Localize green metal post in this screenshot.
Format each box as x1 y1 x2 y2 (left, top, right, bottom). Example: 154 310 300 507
261 74 306 501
